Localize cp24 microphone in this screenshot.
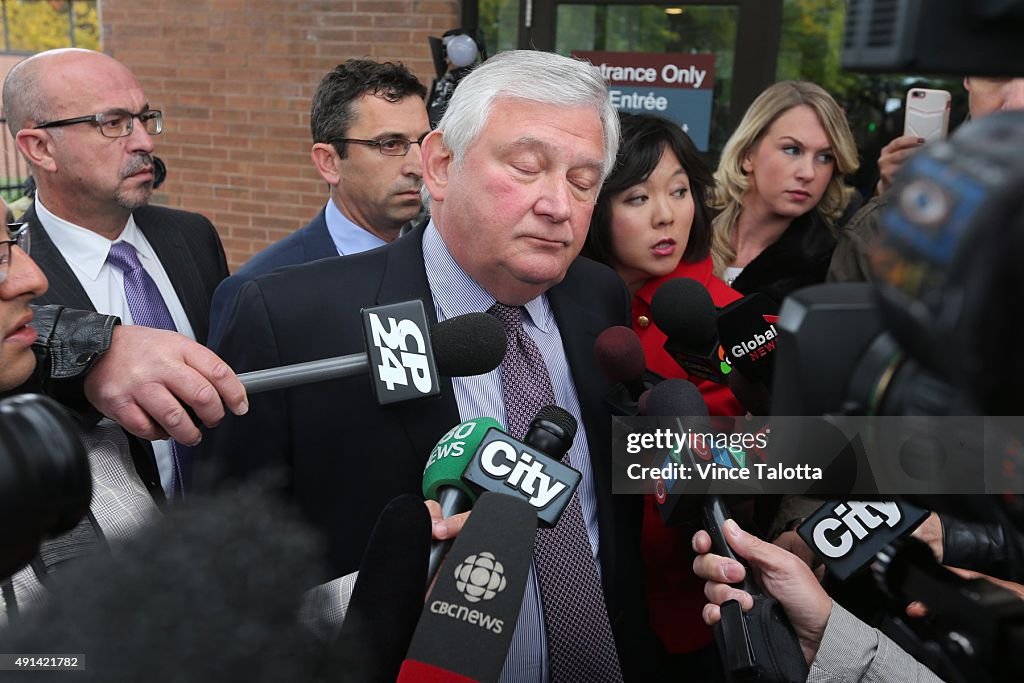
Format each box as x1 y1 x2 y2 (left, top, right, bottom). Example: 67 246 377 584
423 417 503 582
334 494 432 683
398 492 536 683
716 292 780 389
796 499 930 581
650 278 732 385
461 405 582 528
237 307 506 405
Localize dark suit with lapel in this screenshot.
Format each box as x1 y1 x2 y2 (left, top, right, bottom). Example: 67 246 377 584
207 209 335 348
204 223 658 679
27 203 230 497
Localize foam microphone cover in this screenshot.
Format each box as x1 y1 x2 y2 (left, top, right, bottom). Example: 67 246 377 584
642 378 710 420
649 278 718 348
594 325 646 386
335 494 432 683
432 313 507 377
400 492 536 683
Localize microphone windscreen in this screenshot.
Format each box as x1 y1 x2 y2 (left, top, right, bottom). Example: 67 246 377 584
432 313 507 377
335 494 432 683
0 484 332 682
642 378 710 419
423 417 502 502
594 325 646 385
649 278 717 348
404 492 536 682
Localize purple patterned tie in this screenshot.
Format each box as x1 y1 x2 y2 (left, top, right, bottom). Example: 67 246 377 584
106 241 190 497
488 303 623 683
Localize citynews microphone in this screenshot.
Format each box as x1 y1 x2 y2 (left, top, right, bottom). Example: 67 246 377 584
716 292 780 389
423 417 503 582
797 499 930 581
594 325 662 416
334 494 432 683
650 278 732 384
398 492 536 683
237 307 506 405
461 405 583 528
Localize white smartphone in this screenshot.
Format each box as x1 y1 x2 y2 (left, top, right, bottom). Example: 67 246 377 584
903 88 951 141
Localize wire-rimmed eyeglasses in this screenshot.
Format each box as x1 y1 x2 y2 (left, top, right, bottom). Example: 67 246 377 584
0 224 31 285
34 109 163 138
335 133 428 157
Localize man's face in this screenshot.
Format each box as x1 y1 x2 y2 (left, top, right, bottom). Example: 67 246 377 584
964 77 1024 118
38 54 157 217
0 245 48 390
334 94 430 239
424 98 606 306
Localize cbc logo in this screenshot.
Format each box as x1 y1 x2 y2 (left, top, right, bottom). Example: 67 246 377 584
454 552 507 603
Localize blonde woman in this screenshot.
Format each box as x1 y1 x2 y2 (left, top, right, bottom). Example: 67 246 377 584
711 81 859 304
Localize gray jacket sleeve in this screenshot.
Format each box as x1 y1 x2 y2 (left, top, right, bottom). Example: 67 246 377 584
808 601 945 682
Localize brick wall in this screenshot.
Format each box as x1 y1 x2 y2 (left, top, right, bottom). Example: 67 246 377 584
101 0 460 270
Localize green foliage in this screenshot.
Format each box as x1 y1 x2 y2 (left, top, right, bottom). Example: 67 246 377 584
3 0 99 53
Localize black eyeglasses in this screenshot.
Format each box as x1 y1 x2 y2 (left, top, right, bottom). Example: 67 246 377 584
0 223 31 285
34 109 163 138
335 133 428 157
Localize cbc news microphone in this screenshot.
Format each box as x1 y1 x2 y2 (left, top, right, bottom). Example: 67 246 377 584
422 417 503 582
398 492 536 683
237 308 506 403
649 278 731 384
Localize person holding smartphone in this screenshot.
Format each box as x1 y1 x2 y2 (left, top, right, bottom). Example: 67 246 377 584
828 75 1024 283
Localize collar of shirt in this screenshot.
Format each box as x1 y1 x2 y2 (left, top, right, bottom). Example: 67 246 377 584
421 220 550 331
34 196 152 280
324 197 388 256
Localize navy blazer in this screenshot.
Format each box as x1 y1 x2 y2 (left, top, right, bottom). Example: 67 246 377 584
203 223 659 679
207 209 336 348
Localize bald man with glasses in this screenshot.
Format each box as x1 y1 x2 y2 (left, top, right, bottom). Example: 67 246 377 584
3 48 230 499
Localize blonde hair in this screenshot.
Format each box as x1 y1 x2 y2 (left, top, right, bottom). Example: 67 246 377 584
710 80 859 276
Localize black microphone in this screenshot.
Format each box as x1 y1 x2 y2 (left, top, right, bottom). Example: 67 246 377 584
716 292 780 389
398 492 536 682
796 498 930 581
650 278 731 384
237 310 506 400
461 405 582 528
594 325 663 416
334 494 432 683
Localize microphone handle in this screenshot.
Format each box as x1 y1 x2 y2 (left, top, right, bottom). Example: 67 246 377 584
426 487 472 585
237 353 369 394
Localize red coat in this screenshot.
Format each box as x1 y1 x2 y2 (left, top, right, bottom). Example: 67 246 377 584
632 256 743 654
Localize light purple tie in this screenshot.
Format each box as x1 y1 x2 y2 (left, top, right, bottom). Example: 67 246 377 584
488 303 623 683
106 241 190 497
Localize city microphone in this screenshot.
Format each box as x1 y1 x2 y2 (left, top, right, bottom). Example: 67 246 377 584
423 417 504 582
716 292 780 389
461 405 582 528
236 309 506 403
797 498 930 581
650 278 731 385
398 492 536 683
334 494 432 683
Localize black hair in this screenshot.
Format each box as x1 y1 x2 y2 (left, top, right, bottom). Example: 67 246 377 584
584 112 714 267
310 59 427 158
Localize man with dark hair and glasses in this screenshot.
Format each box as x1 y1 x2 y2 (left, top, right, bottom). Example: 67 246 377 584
207 58 430 347
2 48 231 498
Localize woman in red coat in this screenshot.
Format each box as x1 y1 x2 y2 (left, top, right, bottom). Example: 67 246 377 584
583 113 740 679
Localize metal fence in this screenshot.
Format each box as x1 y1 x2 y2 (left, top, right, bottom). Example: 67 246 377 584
0 115 29 202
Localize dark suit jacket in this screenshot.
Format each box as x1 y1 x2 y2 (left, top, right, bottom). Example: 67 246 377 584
204 224 658 679
27 203 229 496
207 209 335 348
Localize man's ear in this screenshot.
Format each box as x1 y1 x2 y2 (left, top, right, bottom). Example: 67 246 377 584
16 129 57 173
421 130 452 202
311 143 341 186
